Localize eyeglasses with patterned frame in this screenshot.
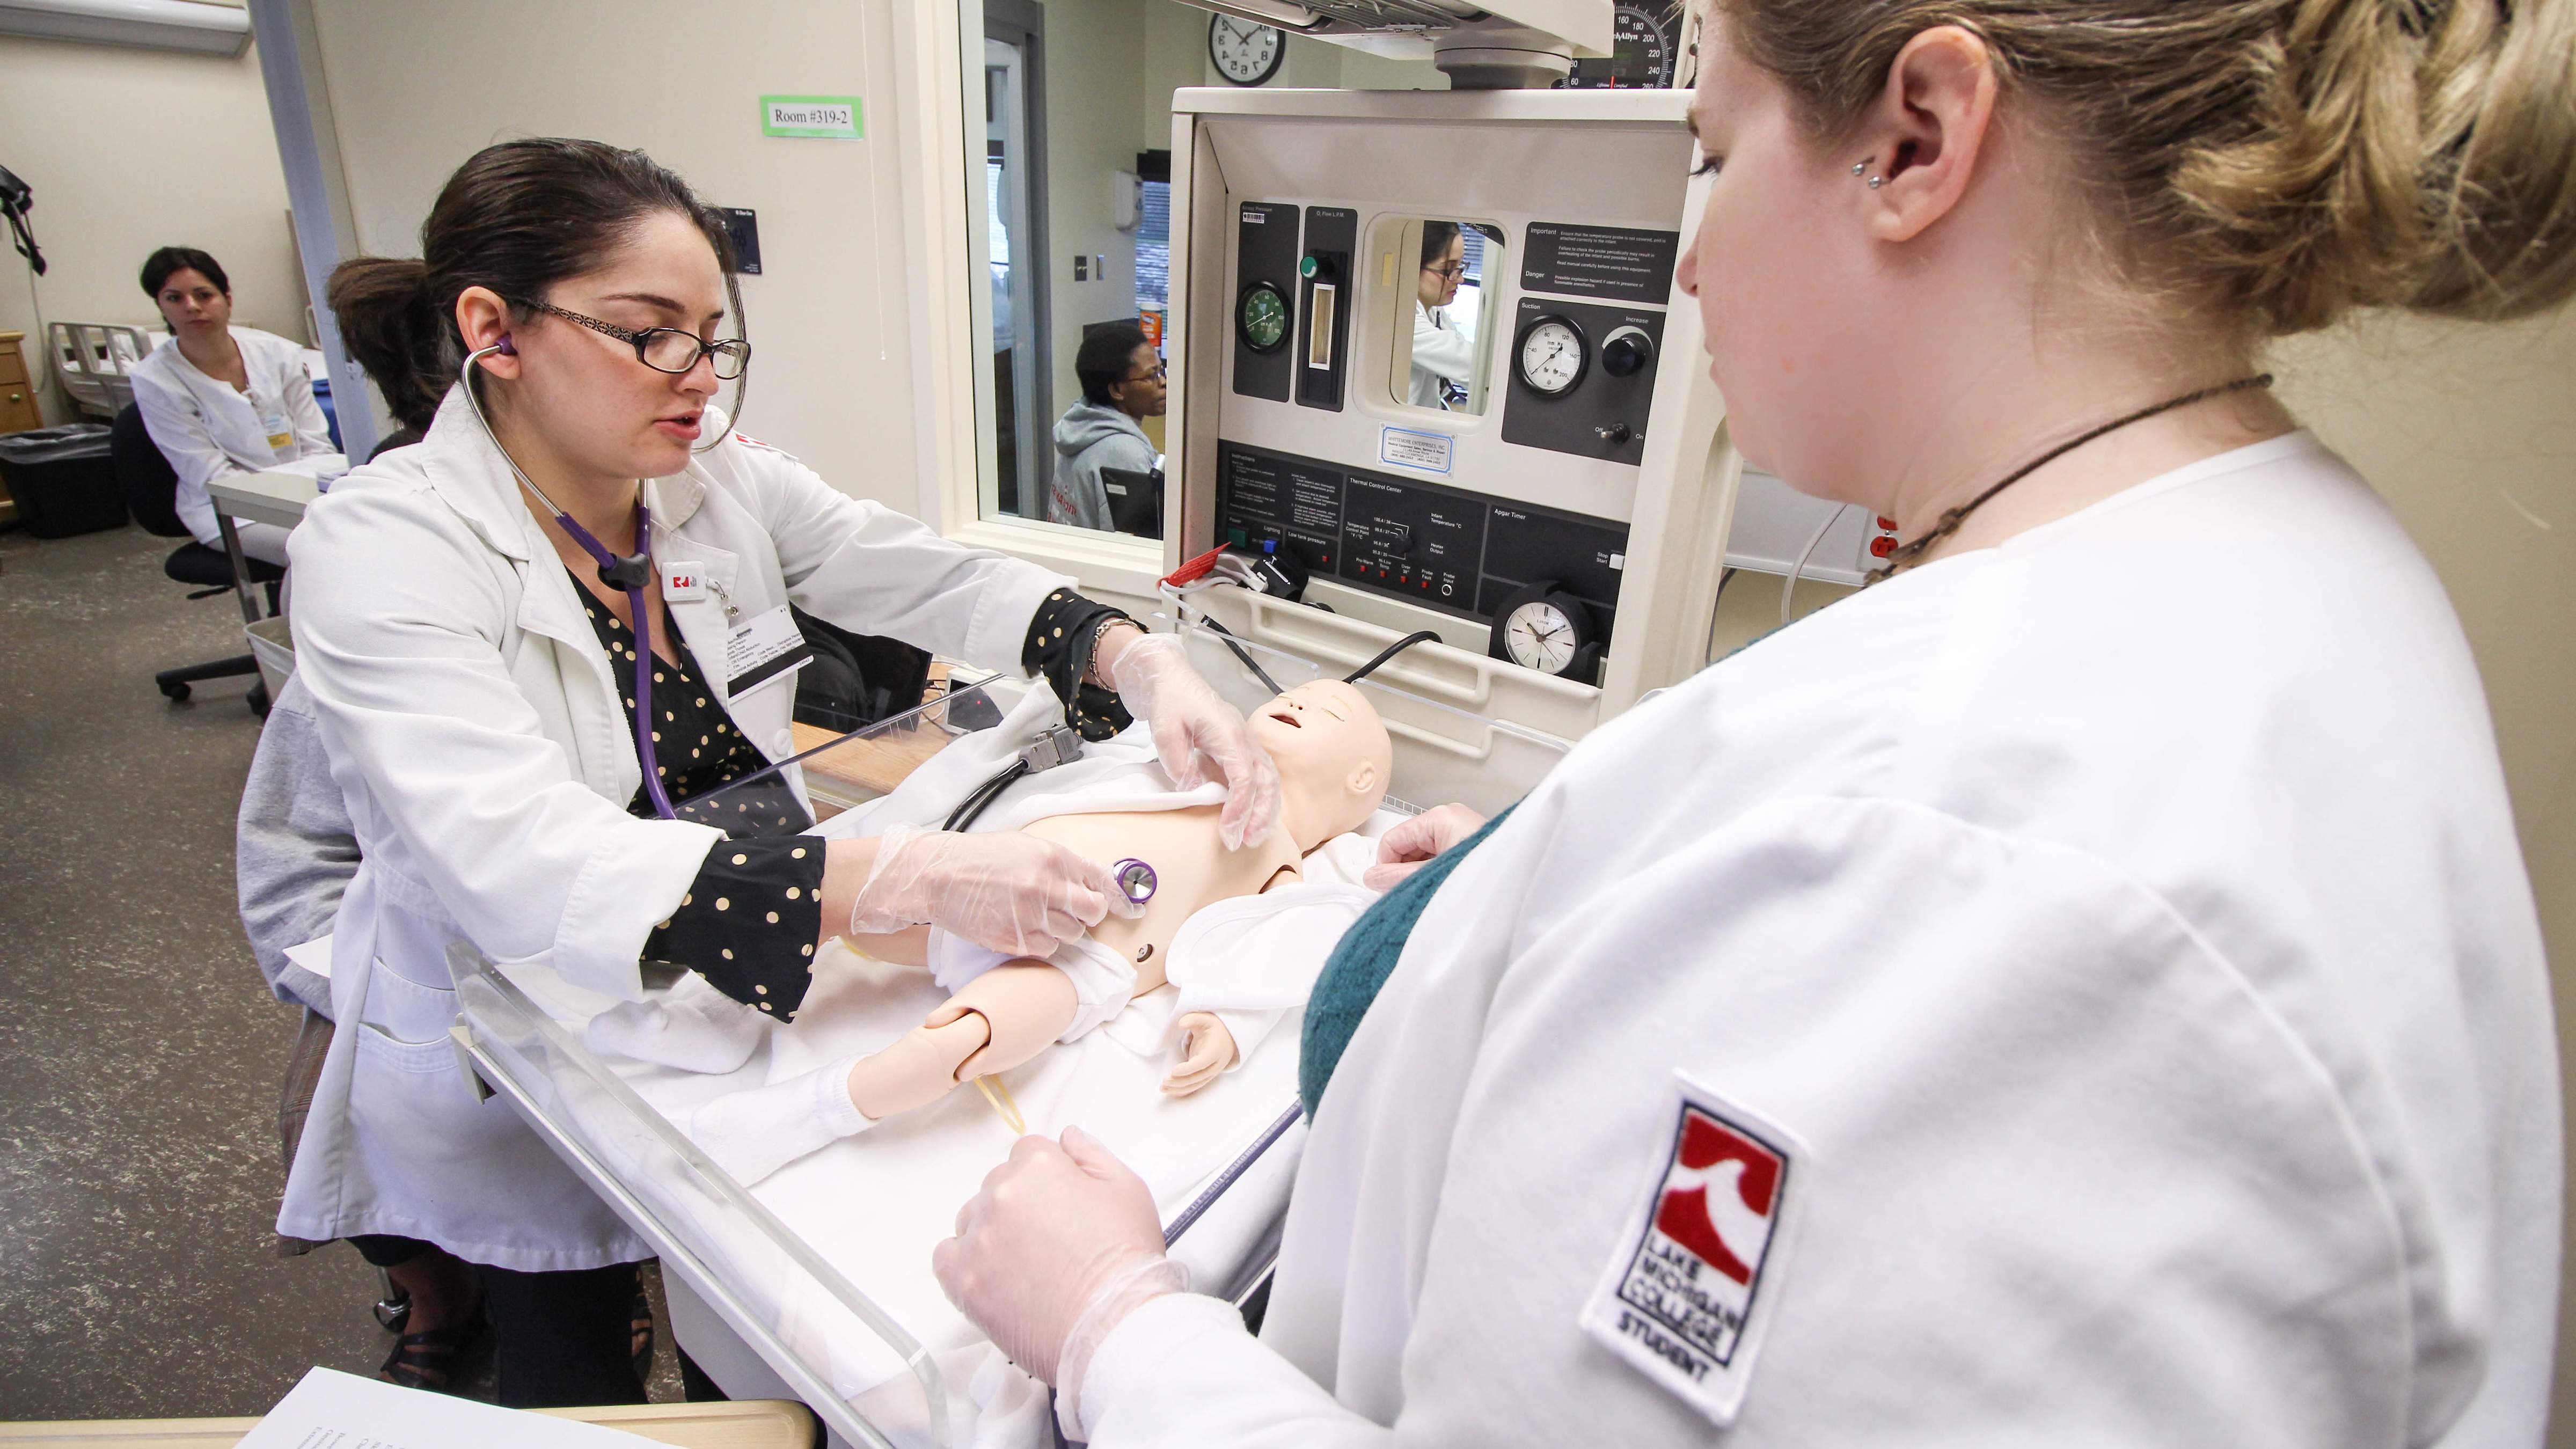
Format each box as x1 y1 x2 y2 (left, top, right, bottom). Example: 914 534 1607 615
524 299 752 379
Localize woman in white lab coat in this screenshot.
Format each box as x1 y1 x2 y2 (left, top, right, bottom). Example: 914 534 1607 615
1406 222 1474 410
128 247 345 566
280 138 1280 1407
938 4 2576 1445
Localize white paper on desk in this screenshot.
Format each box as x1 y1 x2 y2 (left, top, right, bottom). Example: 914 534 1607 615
235 1367 661 1449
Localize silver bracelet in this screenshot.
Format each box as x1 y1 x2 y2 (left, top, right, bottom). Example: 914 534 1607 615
1083 616 1137 690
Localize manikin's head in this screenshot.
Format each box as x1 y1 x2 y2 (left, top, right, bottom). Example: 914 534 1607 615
1246 680 1392 852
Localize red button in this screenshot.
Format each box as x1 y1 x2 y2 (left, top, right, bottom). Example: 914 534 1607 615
1877 516 1898 531
1870 536 1897 558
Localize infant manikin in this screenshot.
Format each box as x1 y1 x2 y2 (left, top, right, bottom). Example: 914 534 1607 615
687 679 1392 1185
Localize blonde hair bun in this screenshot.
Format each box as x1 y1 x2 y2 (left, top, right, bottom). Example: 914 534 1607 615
1722 0 2576 337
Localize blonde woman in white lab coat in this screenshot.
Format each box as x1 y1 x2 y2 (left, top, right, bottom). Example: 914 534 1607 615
938 3 2576 1445
129 246 344 566
280 138 1280 1407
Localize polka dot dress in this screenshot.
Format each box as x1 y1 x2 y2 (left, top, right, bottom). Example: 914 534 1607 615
570 570 826 1019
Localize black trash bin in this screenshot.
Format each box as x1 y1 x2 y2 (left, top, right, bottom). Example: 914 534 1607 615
0 424 129 538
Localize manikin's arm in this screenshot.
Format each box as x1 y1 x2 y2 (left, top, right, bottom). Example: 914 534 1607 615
845 963 1079 1119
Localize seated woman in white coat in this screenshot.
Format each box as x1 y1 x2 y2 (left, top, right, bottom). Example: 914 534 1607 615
128 246 345 566
282 138 1280 1410
936 4 2573 1446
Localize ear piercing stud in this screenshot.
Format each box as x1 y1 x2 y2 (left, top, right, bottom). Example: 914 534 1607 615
1855 158 1884 188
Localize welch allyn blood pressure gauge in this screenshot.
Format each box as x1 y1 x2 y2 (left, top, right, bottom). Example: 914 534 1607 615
1111 858 1159 907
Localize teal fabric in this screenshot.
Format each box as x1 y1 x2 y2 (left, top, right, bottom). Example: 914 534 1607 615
1299 804 1518 1119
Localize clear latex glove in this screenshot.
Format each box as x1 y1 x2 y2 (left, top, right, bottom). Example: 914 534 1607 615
1362 802 1490 890
850 828 1142 958
1103 631 1283 850
932 1127 1185 1396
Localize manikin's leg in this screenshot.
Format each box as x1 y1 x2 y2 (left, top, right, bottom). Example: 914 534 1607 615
844 963 1081 1118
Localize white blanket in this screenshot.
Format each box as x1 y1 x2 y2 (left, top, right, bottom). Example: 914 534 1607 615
524 690 1391 1445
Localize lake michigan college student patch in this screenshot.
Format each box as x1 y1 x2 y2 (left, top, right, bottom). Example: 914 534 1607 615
1580 1072 1808 1426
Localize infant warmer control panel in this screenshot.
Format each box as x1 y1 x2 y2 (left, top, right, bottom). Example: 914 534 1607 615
1168 87 1739 715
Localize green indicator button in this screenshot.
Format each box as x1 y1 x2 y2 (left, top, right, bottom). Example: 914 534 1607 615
1228 528 1250 547
1299 256 1318 280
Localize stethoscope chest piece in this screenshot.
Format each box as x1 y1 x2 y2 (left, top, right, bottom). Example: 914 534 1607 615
1112 858 1159 906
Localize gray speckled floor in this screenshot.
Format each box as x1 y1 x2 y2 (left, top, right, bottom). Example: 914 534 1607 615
0 522 679 1418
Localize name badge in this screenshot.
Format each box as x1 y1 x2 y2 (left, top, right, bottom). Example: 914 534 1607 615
261 403 294 454
724 604 811 697
660 561 709 604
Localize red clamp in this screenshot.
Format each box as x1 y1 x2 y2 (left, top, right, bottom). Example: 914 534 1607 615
1162 546 1230 589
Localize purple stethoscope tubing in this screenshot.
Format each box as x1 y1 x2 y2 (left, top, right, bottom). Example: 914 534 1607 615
461 343 678 819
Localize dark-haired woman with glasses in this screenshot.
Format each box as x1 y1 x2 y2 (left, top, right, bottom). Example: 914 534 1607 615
1408 221 1473 409
279 138 1280 1407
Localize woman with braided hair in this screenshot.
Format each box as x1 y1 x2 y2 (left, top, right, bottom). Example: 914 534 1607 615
934 2 2576 1444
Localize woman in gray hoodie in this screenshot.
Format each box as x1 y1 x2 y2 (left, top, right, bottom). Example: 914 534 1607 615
1046 321 1163 530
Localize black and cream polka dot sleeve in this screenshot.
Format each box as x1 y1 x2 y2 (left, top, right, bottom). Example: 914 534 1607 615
567 568 827 1021
646 839 826 1020
1023 588 1136 742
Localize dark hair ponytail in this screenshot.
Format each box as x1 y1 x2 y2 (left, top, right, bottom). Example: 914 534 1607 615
326 256 444 433
326 137 743 439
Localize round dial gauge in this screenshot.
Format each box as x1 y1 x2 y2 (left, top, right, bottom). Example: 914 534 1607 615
1503 599 1580 675
1209 16 1286 86
1516 316 1588 396
1238 282 1290 353
1562 2 1678 90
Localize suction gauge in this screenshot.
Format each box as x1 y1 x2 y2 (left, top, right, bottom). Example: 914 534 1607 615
1238 281 1290 354
1516 315 1589 397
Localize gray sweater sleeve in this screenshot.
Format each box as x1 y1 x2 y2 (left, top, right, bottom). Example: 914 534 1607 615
237 674 359 1017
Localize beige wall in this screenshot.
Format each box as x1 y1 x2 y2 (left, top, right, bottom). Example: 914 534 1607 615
2271 310 2576 1443
0 33 300 426
302 0 920 509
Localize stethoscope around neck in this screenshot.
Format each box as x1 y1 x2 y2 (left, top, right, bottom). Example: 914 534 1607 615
462 341 679 819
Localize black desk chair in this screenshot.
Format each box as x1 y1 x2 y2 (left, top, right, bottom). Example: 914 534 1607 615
110 404 282 715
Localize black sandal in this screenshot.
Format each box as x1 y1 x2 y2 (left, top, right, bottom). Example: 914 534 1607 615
379 1311 487 1393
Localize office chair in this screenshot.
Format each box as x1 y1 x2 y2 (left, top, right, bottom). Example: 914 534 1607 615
110 404 281 715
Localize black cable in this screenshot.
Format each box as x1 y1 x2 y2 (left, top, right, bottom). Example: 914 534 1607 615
1344 630 1443 685
1198 616 1285 697
945 758 1029 832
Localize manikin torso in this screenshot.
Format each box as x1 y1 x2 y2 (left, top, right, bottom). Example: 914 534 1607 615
1021 806 1304 996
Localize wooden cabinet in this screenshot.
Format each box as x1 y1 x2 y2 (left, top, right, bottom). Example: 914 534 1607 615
0 329 40 523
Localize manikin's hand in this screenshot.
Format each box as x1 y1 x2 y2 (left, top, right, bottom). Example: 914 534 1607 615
934 1128 1184 1398
845 829 1143 958
1362 802 1490 890
1161 1012 1238 1096
1099 629 1283 850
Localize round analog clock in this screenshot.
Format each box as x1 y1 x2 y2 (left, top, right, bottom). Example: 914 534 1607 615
1487 580 1600 680
1515 314 1589 397
1237 281 1290 353
1209 15 1286 86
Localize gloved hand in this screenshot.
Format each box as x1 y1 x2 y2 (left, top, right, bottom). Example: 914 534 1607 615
849 828 1143 958
1362 802 1490 890
1102 631 1282 850
933 1128 1184 1399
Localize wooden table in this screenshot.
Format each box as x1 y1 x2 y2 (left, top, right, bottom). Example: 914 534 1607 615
0 328 41 526
0 1400 815 1449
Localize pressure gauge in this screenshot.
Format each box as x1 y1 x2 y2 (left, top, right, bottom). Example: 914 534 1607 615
1561 2 1680 90
1209 15 1286 86
1237 281 1290 353
1515 315 1589 397
1488 580 1600 680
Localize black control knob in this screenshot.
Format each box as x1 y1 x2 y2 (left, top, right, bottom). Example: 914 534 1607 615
1593 422 1633 445
1600 326 1654 378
